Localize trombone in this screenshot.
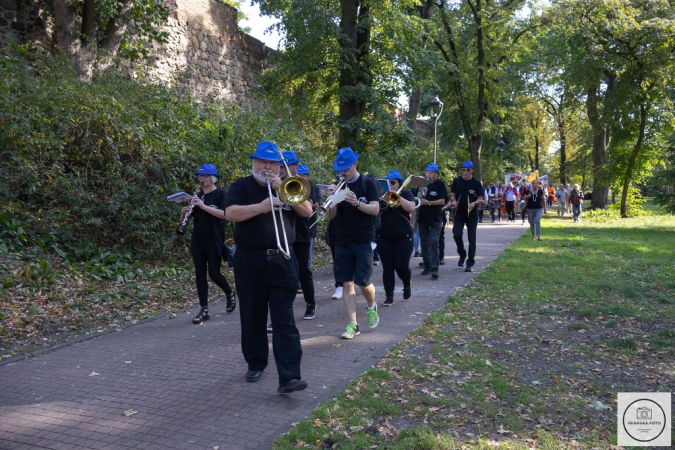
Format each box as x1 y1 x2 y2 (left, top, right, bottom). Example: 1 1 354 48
382 175 418 208
265 151 312 259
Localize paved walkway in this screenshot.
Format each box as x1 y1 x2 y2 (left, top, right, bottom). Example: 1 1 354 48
0 220 527 450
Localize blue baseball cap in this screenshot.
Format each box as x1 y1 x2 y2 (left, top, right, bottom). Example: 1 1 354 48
194 163 220 178
280 150 300 166
333 147 360 171
386 170 404 184
249 141 281 162
424 163 439 173
297 164 309 175
461 160 474 169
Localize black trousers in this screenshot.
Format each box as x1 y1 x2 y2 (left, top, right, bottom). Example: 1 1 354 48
377 234 413 296
191 247 232 307
292 241 315 304
506 200 516 221
452 214 478 265
234 248 302 383
327 233 341 288
439 215 446 260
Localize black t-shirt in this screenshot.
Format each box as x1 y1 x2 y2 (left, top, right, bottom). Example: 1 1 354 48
379 190 414 238
335 174 381 246
191 188 227 256
451 177 484 219
526 189 545 209
295 179 321 243
417 179 448 224
224 176 297 249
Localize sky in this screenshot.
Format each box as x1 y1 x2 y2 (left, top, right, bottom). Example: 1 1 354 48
238 2 283 50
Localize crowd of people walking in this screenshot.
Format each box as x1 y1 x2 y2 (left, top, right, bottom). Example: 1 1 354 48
178 143 584 394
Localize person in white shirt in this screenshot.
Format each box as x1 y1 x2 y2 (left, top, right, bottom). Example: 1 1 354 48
504 182 517 222
555 183 568 217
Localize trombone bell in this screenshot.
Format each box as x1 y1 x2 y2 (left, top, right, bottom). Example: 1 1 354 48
278 176 312 205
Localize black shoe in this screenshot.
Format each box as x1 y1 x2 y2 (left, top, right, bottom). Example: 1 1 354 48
303 303 316 320
403 285 411 299
439 260 446 265
465 263 474 272
267 323 273 333
225 291 236 313
458 255 466 267
246 370 263 383
418 262 425 267
414 252 421 257
277 378 308 394
431 271 439 279
192 307 209 324
383 296 394 306
420 269 431 276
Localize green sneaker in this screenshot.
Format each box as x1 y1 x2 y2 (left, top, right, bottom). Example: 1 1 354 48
367 303 379 329
341 323 360 339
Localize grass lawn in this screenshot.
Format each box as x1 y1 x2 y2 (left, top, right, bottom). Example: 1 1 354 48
273 212 675 449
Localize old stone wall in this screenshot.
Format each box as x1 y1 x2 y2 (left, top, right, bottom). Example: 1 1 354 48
0 0 271 104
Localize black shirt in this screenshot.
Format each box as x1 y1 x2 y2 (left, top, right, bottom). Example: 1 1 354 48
191 189 227 256
379 190 414 238
295 179 321 243
451 177 484 219
335 174 381 246
224 176 297 249
526 189 545 209
417 179 448 224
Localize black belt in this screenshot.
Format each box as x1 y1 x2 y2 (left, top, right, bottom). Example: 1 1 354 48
237 246 281 256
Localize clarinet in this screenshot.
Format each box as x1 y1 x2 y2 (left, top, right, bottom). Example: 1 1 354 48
176 184 203 235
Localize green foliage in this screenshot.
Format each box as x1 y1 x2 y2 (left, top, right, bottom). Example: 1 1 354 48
0 48 313 257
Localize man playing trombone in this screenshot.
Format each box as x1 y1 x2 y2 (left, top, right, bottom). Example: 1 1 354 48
448 160 484 272
224 141 312 394
325 147 381 340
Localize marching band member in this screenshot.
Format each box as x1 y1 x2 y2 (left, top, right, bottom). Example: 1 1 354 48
488 180 502 222
180 163 236 324
449 160 484 272
326 147 380 339
378 170 415 306
417 163 448 279
224 142 311 394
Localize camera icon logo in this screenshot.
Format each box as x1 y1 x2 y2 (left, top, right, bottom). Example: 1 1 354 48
637 407 652 420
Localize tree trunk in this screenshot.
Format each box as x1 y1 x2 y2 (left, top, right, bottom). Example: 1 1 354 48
406 0 434 131
80 0 97 43
338 0 372 150
586 82 609 209
469 135 483 181
620 103 647 218
559 123 567 185
534 135 539 171
100 0 135 55
52 0 82 64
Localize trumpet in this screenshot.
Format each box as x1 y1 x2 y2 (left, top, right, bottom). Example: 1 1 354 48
382 175 419 208
177 184 204 235
309 176 346 228
265 151 312 259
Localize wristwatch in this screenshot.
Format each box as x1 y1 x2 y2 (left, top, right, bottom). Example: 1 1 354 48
356 200 362 208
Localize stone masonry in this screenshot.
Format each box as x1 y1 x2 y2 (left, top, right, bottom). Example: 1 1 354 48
0 0 271 104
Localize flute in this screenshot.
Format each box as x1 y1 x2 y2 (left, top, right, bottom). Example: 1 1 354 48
176 184 203 235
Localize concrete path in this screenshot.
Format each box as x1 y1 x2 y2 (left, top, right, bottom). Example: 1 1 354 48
0 220 527 450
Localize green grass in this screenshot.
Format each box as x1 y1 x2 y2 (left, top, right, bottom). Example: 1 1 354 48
272 213 675 449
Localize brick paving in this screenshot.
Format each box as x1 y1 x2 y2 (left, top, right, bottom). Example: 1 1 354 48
0 221 527 450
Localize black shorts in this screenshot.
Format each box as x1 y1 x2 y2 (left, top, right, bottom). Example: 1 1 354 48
334 243 373 287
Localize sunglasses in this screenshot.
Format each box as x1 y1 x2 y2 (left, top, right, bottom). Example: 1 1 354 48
388 180 398 184
461 168 472 172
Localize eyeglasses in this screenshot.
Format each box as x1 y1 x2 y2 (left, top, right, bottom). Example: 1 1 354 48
461 168 472 172
388 180 398 184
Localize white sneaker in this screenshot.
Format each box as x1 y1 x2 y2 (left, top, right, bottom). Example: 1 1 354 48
331 286 343 299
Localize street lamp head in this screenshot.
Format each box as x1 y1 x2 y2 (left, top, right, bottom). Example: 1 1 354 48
429 96 443 108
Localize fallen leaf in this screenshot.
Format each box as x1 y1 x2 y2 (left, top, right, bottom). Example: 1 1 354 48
123 409 137 416
88 371 99 376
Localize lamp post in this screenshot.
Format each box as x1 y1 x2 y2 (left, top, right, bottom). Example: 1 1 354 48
429 96 443 164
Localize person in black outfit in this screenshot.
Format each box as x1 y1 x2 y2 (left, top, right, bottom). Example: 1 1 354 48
180 163 236 325
417 163 448 279
280 152 318 320
449 160 484 272
224 141 312 394
378 170 415 306
326 147 381 340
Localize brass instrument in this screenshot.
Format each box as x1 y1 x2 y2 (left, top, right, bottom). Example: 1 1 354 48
265 149 312 259
309 176 346 228
409 176 428 233
176 184 203 235
382 175 425 208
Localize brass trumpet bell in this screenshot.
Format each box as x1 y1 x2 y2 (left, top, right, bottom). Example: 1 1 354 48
279 176 312 205
382 192 401 208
